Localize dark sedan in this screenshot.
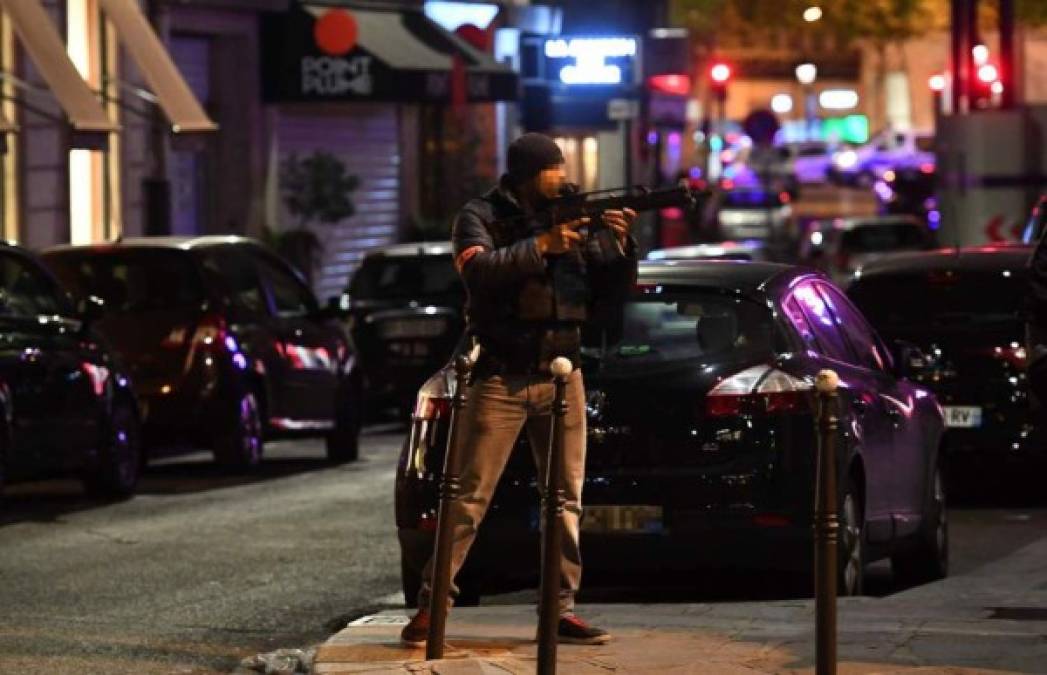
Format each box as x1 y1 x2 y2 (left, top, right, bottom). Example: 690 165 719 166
342 242 465 417
0 243 141 497
848 246 1044 493
396 260 947 603
42 237 362 469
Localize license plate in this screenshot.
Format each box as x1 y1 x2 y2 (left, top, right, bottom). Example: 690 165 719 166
379 318 447 339
944 405 982 428
582 505 664 534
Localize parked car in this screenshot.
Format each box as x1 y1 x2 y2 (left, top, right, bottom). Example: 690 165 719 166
0 242 141 497
801 215 936 285
713 188 796 243
874 165 938 226
848 246 1045 494
647 239 773 263
396 260 948 604
42 236 362 467
828 129 934 187
341 242 465 418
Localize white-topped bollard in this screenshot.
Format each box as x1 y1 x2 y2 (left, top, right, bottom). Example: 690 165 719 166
537 356 573 675
813 368 840 675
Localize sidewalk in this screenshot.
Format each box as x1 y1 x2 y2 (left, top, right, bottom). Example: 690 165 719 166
312 536 1047 674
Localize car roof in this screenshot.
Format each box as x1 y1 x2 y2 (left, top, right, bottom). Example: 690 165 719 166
361 242 453 259
819 215 922 231
647 240 767 260
638 259 819 298
854 245 1032 278
44 235 259 253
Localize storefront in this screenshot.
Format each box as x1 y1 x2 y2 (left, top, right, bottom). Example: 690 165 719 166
259 1 518 300
0 0 214 249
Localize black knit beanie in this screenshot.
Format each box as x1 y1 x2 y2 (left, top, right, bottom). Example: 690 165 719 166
507 133 564 184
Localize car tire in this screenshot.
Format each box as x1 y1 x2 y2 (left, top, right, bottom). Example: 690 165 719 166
214 391 264 472
82 397 142 499
892 463 949 585
838 478 866 596
326 400 361 465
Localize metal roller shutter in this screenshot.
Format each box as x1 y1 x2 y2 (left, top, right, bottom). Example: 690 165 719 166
276 105 400 301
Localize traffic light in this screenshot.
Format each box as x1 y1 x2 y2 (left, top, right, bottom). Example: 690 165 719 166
709 61 731 102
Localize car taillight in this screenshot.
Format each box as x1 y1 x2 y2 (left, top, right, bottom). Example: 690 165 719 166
414 393 450 420
192 313 227 348
992 343 1027 369
706 365 812 417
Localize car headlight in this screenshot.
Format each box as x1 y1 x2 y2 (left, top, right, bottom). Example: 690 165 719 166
835 150 858 169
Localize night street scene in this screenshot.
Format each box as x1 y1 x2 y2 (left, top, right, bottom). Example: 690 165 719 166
6 0 1047 673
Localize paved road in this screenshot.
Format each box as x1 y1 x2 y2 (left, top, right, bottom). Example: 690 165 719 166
0 427 407 675
0 424 1044 674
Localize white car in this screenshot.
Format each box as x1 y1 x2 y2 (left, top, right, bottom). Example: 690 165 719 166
829 129 935 187
715 188 794 241
647 239 773 262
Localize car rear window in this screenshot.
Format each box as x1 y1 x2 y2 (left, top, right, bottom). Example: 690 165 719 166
350 255 462 300
848 269 1026 330
44 249 204 313
587 289 778 363
841 224 929 253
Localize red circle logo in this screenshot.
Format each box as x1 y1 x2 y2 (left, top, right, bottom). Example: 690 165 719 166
314 9 358 57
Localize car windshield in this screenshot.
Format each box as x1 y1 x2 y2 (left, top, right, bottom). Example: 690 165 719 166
584 289 777 364
849 269 1026 329
722 190 783 209
841 224 928 253
44 250 204 313
350 255 463 300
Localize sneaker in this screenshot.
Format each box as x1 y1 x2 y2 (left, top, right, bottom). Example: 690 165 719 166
557 613 611 645
400 609 430 647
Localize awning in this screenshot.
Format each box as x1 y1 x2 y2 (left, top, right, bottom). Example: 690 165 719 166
0 0 115 132
260 3 518 104
98 0 217 133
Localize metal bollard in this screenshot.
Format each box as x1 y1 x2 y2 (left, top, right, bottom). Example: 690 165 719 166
537 356 573 675
426 355 474 660
814 369 840 675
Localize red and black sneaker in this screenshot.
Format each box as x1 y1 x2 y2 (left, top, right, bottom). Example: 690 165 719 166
400 609 430 647
558 613 611 645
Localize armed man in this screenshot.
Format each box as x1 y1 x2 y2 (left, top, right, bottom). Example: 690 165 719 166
401 133 639 646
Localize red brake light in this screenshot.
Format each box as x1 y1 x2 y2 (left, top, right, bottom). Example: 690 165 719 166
706 365 812 417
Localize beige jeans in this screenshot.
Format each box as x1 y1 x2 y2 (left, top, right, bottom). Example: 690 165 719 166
418 369 586 615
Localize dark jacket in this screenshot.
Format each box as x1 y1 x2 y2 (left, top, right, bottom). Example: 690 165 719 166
452 176 638 375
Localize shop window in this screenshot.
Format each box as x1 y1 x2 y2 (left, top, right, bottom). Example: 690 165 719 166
554 135 599 192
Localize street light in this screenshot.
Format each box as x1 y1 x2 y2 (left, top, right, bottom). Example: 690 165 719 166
795 62 818 85
803 6 823 22
795 63 817 140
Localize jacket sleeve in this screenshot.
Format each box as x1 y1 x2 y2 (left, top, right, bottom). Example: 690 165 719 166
452 205 546 293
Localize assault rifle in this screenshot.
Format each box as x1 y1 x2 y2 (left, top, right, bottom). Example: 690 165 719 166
510 182 697 236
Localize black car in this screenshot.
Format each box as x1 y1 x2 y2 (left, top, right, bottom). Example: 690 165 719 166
342 242 465 417
42 237 361 468
396 260 948 603
848 246 1045 491
0 243 141 497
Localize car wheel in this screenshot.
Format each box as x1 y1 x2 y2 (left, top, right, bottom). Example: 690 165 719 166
838 479 866 596
892 464 949 585
214 391 264 471
326 386 362 464
82 398 142 499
